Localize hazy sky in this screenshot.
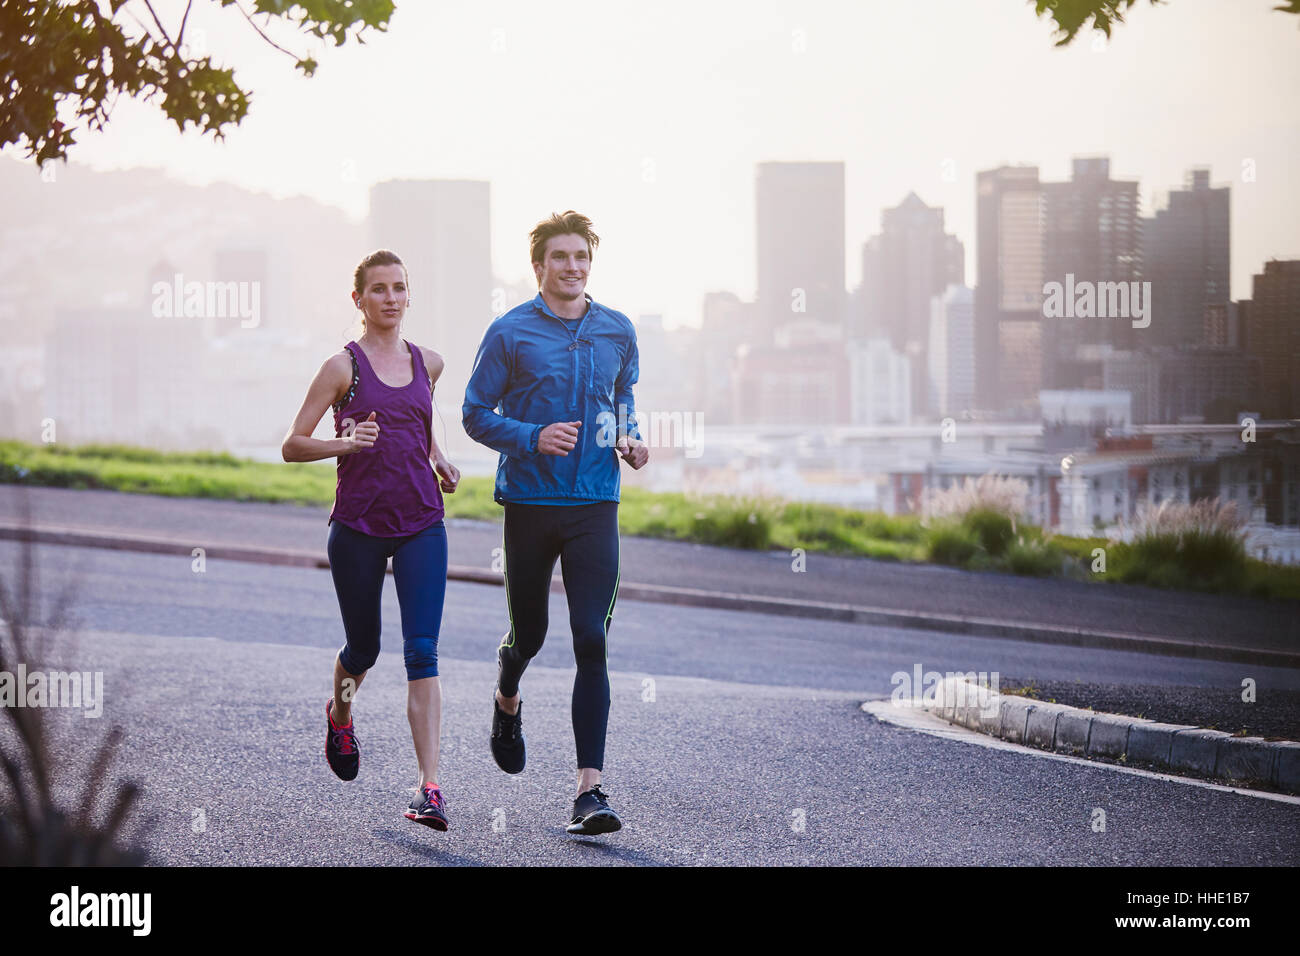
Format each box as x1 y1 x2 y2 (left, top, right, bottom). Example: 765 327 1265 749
34 0 1300 328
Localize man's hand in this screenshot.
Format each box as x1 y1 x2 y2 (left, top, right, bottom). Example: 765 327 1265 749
538 421 582 456
615 435 649 469
434 457 460 494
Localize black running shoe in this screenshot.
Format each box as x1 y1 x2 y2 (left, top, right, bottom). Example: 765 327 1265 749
567 784 622 835
490 690 526 774
325 698 359 781
405 783 449 831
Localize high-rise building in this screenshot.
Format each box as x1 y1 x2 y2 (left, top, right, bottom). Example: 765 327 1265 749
928 284 975 418
1103 347 1259 424
858 192 964 415
1143 167 1230 349
756 162 846 344
1042 157 1142 388
369 179 492 445
847 338 911 425
733 335 850 425
975 165 1043 414
695 291 753 425
1241 260 1300 419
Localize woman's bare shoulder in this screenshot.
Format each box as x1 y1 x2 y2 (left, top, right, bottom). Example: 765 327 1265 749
418 346 445 382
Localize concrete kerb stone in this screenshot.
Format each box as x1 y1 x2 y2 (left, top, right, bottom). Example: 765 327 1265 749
936 677 960 723
1127 721 1186 766
1023 701 1072 750
1054 710 1093 755
999 696 1036 744
1216 736 1278 784
925 676 999 730
978 695 1004 737
1272 741 1300 792
1169 728 1235 776
951 678 997 731
905 676 1299 795
1088 712 1144 758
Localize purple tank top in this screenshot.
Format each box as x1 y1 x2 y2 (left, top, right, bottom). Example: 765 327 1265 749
329 339 445 537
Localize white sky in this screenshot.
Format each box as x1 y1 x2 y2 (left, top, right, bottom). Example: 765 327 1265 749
37 0 1300 328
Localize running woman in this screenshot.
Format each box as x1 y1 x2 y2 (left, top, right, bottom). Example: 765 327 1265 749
281 249 461 831
462 211 648 835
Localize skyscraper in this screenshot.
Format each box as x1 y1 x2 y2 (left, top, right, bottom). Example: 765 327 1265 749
975 165 1043 415
858 192 964 415
1241 259 1300 419
928 284 975 418
1143 168 1230 349
1042 157 1141 387
756 162 846 344
696 291 753 425
369 179 492 445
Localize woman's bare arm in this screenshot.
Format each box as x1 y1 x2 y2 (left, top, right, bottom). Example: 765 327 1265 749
281 353 360 463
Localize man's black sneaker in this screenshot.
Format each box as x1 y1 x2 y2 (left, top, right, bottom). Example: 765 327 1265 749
325 698 359 781
566 784 622 835
405 783 449 831
490 690 526 774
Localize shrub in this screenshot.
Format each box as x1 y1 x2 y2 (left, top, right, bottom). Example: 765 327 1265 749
688 495 775 550
922 473 1033 524
926 522 980 566
1001 536 1068 577
962 508 1017 557
1117 499 1249 592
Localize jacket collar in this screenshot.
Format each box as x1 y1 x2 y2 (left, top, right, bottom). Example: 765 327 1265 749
533 292 594 322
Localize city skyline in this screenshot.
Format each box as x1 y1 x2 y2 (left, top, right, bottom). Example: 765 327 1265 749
9 0 1296 329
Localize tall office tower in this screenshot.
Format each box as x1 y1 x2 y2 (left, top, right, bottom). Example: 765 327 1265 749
1143 168 1230 348
369 179 492 443
858 192 964 415
1042 157 1142 388
975 165 1043 415
697 291 753 425
928 284 975 418
756 162 846 345
1241 260 1300 419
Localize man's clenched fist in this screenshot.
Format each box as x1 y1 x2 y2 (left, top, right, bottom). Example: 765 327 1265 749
615 435 649 469
539 421 582 455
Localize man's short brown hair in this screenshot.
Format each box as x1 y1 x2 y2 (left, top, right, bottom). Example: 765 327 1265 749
529 210 600 265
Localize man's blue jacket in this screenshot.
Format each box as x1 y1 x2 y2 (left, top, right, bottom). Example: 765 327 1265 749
462 293 641 505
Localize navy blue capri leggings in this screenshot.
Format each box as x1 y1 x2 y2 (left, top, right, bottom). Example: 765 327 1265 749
327 518 448 681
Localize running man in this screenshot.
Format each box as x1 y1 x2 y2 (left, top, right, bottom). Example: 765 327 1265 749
462 211 648 835
282 249 461 831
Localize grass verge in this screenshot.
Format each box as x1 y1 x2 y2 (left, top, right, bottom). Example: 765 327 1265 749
1 439 1296 599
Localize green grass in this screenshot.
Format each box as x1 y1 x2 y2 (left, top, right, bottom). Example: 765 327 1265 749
2 438 1297 599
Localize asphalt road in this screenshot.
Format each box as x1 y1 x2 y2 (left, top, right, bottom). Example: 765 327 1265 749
2 538 1297 866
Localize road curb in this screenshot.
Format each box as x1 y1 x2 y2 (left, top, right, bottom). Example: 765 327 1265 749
2 520 1298 669
920 676 1300 794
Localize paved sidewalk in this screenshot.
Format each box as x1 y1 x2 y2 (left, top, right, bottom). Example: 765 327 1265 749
2 485 1296 666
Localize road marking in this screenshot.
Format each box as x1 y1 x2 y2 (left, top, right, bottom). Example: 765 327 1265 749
862 700 1300 807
